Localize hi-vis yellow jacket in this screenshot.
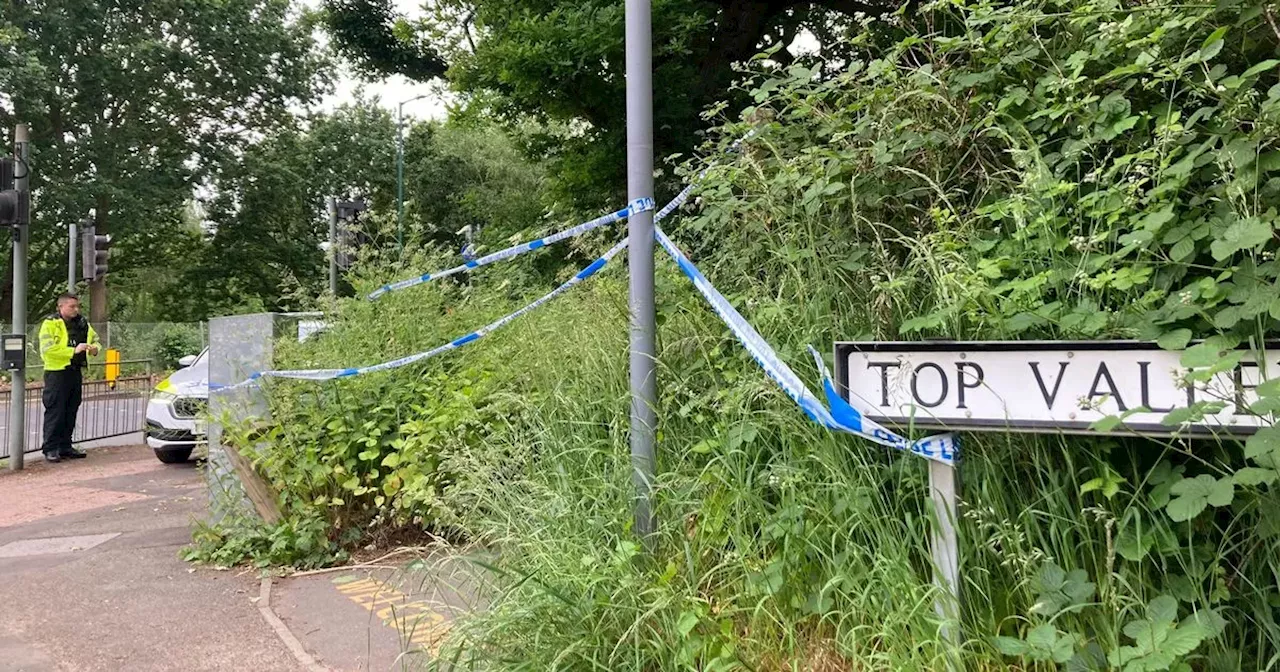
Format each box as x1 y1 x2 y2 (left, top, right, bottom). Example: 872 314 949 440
39 316 99 371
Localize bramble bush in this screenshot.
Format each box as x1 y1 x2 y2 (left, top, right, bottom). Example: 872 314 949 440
192 0 1280 668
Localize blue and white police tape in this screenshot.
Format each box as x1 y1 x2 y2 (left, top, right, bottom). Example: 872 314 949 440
654 225 958 465
368 198 653 301
221 183 701 386
365 129 760 302
219 238 630 386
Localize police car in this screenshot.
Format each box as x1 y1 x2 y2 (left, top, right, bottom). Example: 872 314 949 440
145 349 208 464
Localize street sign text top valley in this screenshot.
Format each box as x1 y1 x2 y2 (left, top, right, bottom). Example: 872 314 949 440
835 341 1279 437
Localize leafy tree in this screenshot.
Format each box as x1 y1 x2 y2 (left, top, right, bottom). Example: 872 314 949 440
402 119 548 252
322 0 880 207
0 0 329 325
161 98 400 318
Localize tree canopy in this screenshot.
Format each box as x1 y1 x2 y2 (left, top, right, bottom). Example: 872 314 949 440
0 0 328 323
322 0 877 206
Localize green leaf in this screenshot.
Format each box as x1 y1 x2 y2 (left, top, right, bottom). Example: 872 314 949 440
1110 594 1208 670
900 312 947 333
1093 406 1149 433
1138 205 1176 232
1180 342 1222 368
1202 26 1229 49
1171 237 1196 261
1210 217 1272 260
1149 459 1183 486
1066 642 1109 672
1081 467 1125 499
726 423 759 450
1182 608 1226 639
1224 138 1259 169
381 452 401 468
341 476 360 491
1113 115 1140 135
1027 623 1057 650
995 636 1030 656
1090 415 1124 432
1117 524 1154 561
358 449 379 461
1243 59 1280 78
1051 633 1078 664
1214 305 1244 329
1148 595 1179 624
1157 329 1193 351
1030 562 1095 615
676 611 700 637
1161 621 1209 657
1234 467 1278 486
1007 311 1048 333
1257 377 1280 398
1250 395 1280 415
1246 426 1280 463
690 438 719 454
1162 401 1227 427
1199 27 1228 61
1167 475 1234 521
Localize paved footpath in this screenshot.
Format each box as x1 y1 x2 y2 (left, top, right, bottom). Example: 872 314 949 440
0 444 301 672
0 444 479 672
273 553 484 671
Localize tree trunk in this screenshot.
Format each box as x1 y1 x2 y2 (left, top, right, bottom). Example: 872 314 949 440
696 0 783 105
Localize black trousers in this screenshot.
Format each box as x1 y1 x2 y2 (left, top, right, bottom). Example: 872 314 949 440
41 368 83 456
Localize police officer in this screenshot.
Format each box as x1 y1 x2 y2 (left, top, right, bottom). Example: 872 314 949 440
38 293 99 463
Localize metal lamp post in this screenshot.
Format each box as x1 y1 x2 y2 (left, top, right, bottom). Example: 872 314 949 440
396 93 431 259
626 0 657 541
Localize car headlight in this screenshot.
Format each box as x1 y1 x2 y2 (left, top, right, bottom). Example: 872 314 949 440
152 390 177 403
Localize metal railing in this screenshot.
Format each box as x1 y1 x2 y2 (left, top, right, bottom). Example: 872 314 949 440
0 359 154 458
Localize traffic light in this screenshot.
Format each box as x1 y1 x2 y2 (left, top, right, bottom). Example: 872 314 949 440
334 199 367 270
0 157 29 226
80 221 111 280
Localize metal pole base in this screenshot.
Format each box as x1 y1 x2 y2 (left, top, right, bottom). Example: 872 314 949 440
929 459 961 656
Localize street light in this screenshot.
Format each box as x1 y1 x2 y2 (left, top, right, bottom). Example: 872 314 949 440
397 93 431 259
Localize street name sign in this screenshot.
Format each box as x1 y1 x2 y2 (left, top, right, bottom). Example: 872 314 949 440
834 341 1280 437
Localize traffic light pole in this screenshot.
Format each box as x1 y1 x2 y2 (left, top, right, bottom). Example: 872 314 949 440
68 221 77 293
328 197 338 296
626 0 657 541
8 124 30 471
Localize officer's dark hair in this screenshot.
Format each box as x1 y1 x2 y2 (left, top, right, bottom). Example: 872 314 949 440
56 293 79 306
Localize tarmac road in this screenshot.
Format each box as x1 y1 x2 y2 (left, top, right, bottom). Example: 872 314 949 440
0 444 303 672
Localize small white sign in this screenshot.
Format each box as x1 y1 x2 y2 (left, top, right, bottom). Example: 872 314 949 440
835 341 1280 436
297 320 328 343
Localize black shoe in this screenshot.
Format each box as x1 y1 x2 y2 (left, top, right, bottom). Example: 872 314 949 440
43 452 62 463
59 448 87 459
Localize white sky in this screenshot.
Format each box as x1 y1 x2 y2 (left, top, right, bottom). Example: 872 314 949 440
301 0 452 121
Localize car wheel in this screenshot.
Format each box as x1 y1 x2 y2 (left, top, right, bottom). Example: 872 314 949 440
155 448 193 464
